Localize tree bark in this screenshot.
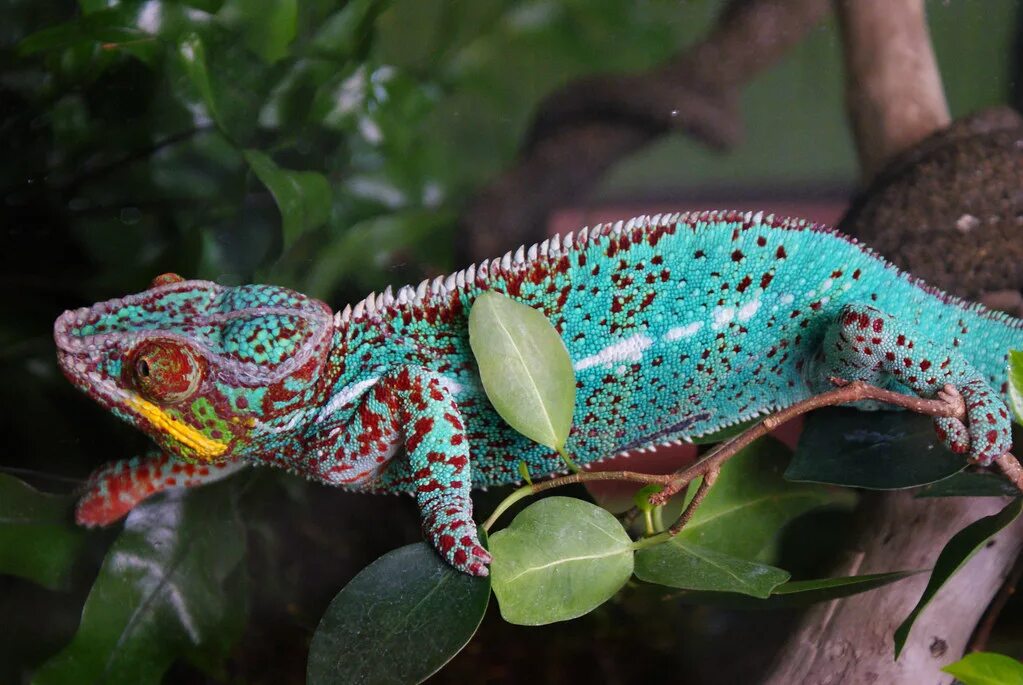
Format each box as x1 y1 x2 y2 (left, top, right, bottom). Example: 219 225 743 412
764 2 1023 683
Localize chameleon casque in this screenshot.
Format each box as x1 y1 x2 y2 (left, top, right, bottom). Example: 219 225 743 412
54 210 1020 576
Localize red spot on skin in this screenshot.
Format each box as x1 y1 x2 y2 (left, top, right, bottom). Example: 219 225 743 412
737 276 752 293
885 351 896 361
694 250 705 259
852 269 861 280
776 245 787 259
920 360 931 371
731 249 744 262
872 318 884 333
757 236 767 246
453 549 468 565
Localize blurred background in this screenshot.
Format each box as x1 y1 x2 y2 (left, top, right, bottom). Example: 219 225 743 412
2 1 1022 683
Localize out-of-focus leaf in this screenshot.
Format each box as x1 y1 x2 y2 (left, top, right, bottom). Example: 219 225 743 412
634 540 789 598
917 471 1020 498
177 33 223 126
786 408 964 489
489 497 633 625
307 542 489 685
894 497 1023 657
244 149 332 250
218 0 297 64
32 481 247 685
0 474 84 590
18 9 156 63
310 0 386 60
469 291 576 453
676 439 854 561
942 652 1023 685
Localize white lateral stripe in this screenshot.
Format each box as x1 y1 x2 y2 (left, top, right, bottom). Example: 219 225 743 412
315 376 380 422
664 321 703 341
574 334 653 371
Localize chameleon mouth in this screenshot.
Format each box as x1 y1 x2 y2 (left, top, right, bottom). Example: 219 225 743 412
125 395 228 461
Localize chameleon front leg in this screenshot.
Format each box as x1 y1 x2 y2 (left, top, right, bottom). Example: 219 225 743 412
76 452 247 526
810 303 1012 464
312 366 491 575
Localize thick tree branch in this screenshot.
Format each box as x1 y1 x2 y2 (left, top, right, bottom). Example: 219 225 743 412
460 0 830 262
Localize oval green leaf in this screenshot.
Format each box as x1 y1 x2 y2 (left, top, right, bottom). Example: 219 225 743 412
32 481 247 685
244 149 332 249
1008 349 1023 425
786 408 964 489
894 497 1023 657
0 474 84 590
634 541 789 598
468 291 576 452
942 652 1023 685
489 497 632 625
306 542 490 685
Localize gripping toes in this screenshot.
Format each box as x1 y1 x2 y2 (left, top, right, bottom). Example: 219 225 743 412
947 379 1012 465
818 304 1013 466
422 495 492 576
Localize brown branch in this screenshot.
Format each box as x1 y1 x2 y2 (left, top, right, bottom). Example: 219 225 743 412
967 548 1023 653
459 0 830 262
668 468 719 536
484 380 1023 532
835 0 950 181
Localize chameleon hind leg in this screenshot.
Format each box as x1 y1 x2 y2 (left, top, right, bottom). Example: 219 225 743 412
809 304 1012 465
76 452 247 526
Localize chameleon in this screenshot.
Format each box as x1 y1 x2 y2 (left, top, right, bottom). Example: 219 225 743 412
54 210 1020 576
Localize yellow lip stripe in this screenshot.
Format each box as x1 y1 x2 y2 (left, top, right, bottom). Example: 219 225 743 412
127 396 227 461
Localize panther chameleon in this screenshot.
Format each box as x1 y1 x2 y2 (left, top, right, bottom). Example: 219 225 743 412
54 210 1020 575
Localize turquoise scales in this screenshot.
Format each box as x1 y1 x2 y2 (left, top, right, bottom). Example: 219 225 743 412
54 210 1020 575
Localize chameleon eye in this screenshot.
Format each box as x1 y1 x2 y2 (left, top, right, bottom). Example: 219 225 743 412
130 340 205 405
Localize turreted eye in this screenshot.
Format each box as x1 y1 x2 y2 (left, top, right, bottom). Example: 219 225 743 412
130 340 205 404
150 273 185 288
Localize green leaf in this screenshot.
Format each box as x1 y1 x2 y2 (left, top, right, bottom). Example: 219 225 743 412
917 471 1021 498
786 408 964 489
177 33 223 126
942 652 1023 685
219 0 297 64
634 541 789 598
489 497 633 625
32 482 247 685
659 570 920 609
310 0 386 60
307 542 490 685
1008 350 1023 425
244 149 332 250
674 439 854 561
894 497 1023 657
0 474 85 590
468 291 576 452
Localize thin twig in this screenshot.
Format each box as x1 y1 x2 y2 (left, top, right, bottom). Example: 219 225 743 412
482 379 1023 530
967 548 1023 653
668 468 719 536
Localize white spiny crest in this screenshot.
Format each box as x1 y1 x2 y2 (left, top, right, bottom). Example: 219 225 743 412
477 259 489 280
455 270 466 289
443 272 457 291
577 226 589 244
500 251 512 271
562 231 573 249
527 242 538 261
513 245 525 265
465 263 476 285
416 279 429 300
382 285 394 306
352 300 365 319
750 210 764 225
340 304 352 323
623 217 635 232
365 292 377 312
539 238 550 257
550 233 561 254
650 213 663 227
430 275 444 294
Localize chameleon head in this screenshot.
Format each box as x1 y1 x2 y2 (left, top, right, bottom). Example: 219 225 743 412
54 274 335 463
